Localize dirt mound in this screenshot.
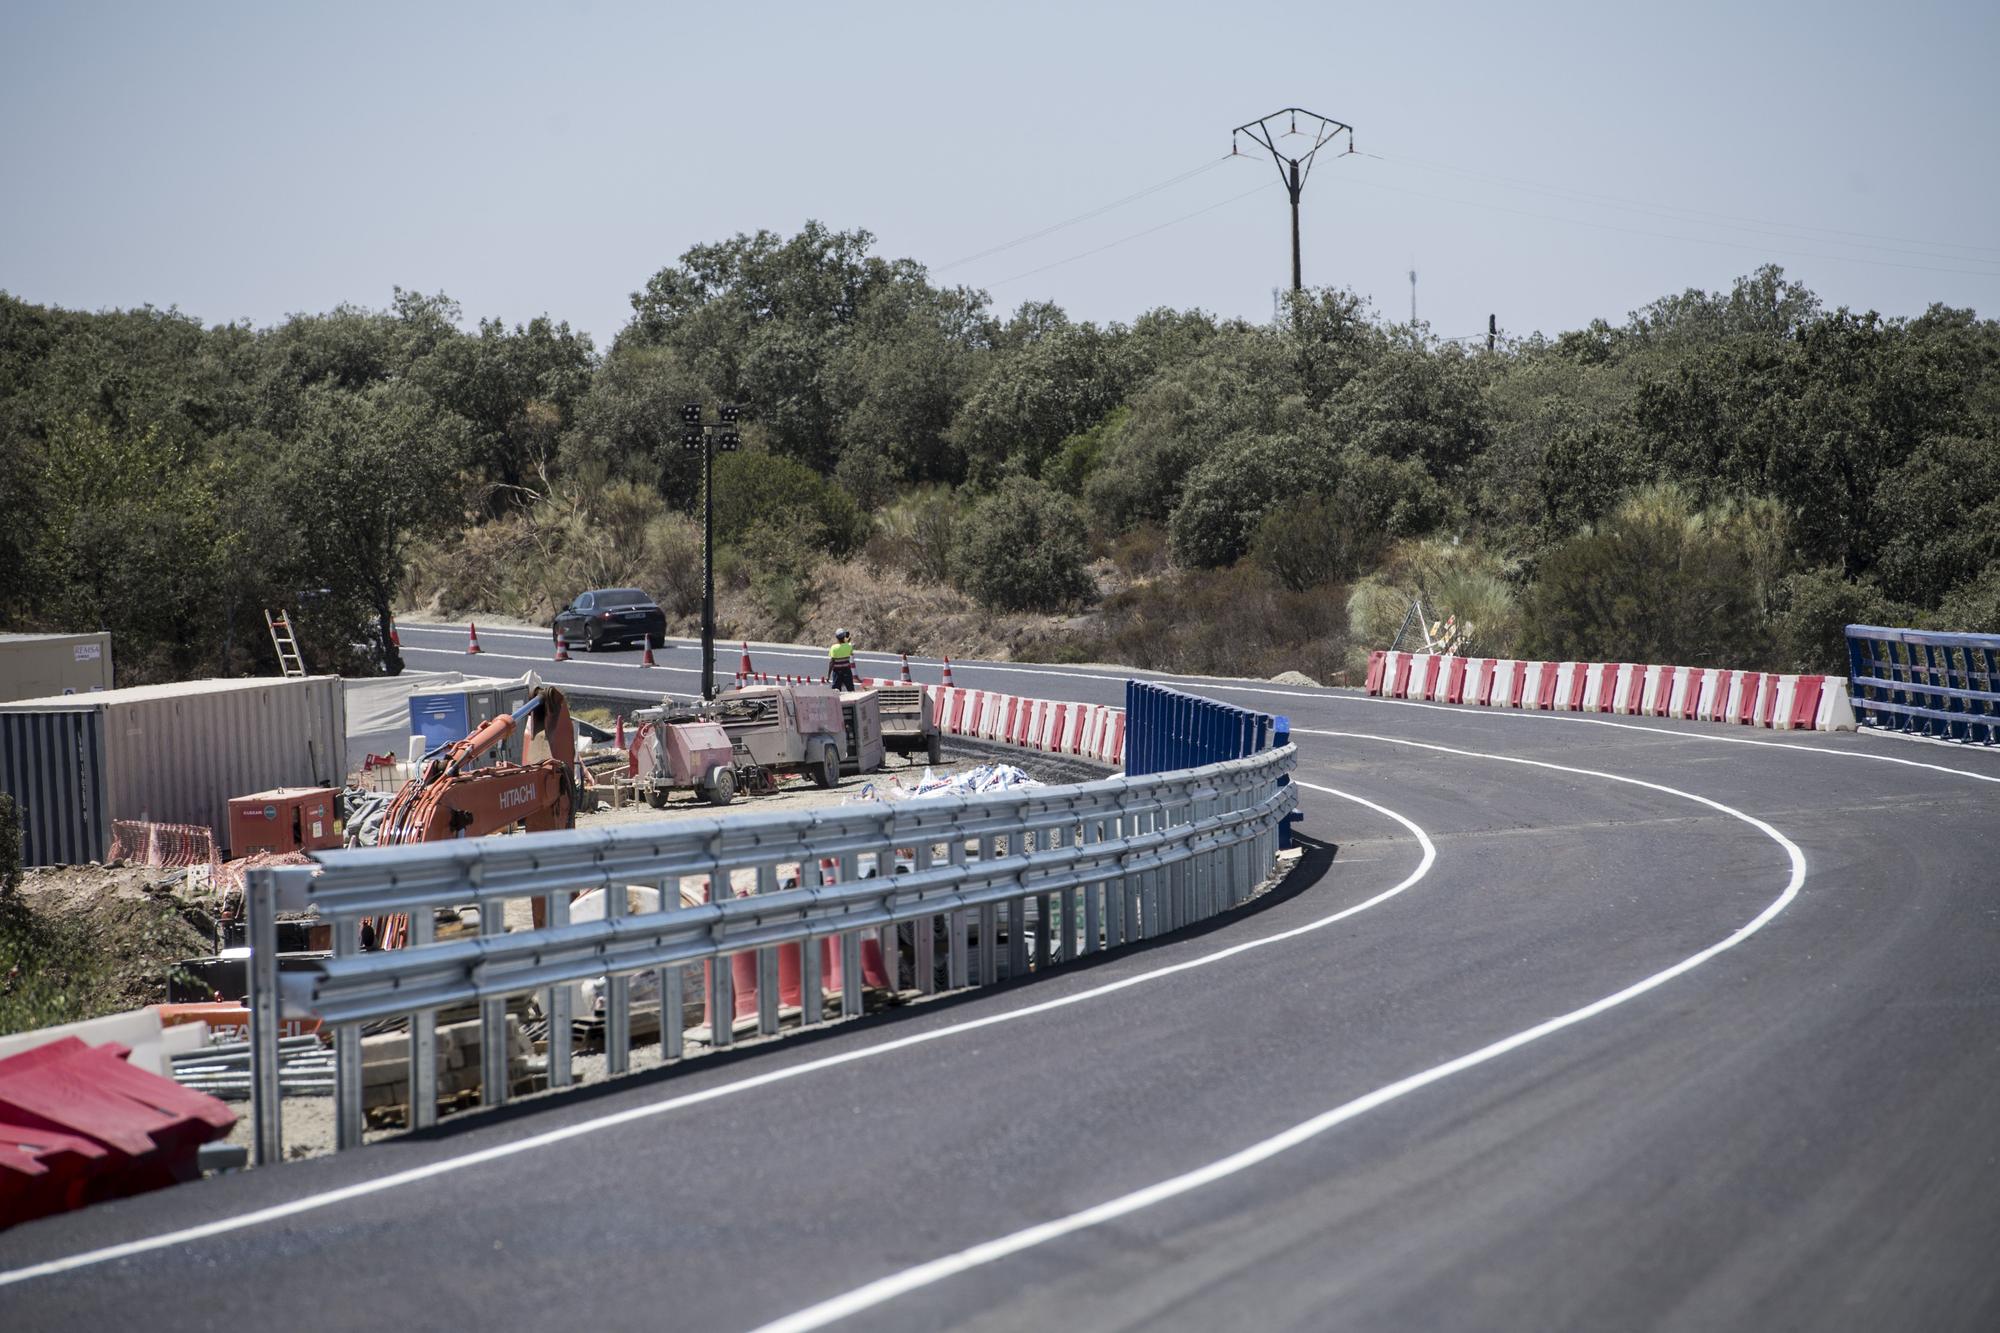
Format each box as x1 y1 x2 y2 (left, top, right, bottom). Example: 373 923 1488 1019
2 864 216 1032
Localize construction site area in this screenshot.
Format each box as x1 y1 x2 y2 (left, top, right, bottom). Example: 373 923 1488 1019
1 620 1115 1210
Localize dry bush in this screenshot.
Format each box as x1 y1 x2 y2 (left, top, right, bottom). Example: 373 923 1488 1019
1345 537 1521 672
404 481 703 626
1079 564 1353 682
867 486 961 584
1110 524 1170 581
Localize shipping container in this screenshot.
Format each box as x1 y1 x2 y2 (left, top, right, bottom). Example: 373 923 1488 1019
0 676 345 867
0 632 115 702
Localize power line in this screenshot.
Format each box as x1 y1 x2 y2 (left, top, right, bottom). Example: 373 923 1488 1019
1359 150 2000 265
989 182 1278 288
934 156 1235 273
1341 172 2000 282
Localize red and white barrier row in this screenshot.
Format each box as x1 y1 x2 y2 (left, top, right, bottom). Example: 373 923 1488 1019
1364 651 1857 732
735 671 831 686
857 677 1125 766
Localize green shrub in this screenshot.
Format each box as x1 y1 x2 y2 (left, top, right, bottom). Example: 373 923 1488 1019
1252 494 1379 592
1769 567 1905 673
950 478 1093 612
1936 562 2000 635
1167 433 1329 569
1044 408 1128 496
713 451 868 556
0 793 19 896
1 894 105 1034
1519 486 1774 667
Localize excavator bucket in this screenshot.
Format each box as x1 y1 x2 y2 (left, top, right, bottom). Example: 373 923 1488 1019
521 685 574 768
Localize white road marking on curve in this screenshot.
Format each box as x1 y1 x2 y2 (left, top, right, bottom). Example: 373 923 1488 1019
747 736 1807 1333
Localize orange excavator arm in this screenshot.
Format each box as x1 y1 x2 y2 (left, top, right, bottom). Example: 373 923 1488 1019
379 685 577 846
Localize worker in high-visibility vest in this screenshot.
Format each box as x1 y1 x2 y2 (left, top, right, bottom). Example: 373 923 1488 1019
828 628 857 691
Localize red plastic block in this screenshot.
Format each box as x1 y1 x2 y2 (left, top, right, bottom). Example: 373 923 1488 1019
1364 651 1388 696
1790 675 1825 730
1680 668 1705 720
1421 655 1444 701
1443 657 1469 704
1597 662 1621 712
1735 673 1763 725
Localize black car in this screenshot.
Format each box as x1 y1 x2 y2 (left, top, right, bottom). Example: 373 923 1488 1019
553 588 668 651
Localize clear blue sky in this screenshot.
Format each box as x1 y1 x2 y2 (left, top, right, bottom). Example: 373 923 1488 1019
3 1 1996 346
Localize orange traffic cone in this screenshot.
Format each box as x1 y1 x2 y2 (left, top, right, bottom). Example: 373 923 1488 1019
941 655 954 687
739 641 754 677
390 624 400 649
467 623 483 654
554 633 569 662
615 714 627 748
639 636 657 668
899 654 912 683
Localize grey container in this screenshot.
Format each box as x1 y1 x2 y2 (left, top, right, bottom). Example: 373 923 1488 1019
0 676 345 866
0 631 115 702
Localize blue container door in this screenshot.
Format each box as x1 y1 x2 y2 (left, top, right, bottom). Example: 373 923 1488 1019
409 693 471 755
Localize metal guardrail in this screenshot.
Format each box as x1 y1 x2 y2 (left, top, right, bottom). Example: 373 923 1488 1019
245 742 1297 1163
1845 623 2000 744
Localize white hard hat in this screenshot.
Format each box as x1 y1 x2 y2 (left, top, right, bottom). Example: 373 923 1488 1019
836 628 850 640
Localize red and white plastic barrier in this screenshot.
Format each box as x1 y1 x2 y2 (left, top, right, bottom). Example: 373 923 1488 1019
1365 651 1856 732
856 676 1124 766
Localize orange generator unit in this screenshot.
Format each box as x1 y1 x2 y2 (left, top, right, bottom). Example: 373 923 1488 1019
226 786 341 858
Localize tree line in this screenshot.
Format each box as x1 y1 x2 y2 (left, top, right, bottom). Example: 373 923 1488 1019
2 221 1995 685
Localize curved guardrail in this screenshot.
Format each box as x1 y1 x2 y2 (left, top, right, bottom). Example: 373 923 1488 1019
245 738 1297 1163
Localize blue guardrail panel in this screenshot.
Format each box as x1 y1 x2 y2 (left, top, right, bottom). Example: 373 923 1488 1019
1121 679 1298 846
1845 623 2000 745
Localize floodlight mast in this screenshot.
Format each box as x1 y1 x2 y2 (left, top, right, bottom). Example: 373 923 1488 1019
682 403 742 698
1232 107 1354 293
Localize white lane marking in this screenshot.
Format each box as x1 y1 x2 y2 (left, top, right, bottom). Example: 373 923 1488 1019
402 646 705 681
0 788 1431 1287
748 737 1807 1333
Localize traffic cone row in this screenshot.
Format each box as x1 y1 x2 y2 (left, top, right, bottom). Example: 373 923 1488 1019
466 623 483 654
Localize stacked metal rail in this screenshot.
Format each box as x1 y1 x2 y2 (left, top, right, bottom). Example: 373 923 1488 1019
171 1035 331 1099
245 742 1296 1164
1845 623 2000 744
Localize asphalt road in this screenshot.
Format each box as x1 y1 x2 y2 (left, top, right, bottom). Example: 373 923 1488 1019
4 634 1997 1332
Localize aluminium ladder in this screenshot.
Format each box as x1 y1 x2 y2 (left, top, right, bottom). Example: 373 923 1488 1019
265 609 307 678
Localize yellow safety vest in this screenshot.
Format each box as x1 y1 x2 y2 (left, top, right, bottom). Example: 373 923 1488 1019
829 641 854 664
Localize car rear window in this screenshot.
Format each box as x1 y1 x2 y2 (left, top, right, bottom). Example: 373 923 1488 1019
594 589 650 608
